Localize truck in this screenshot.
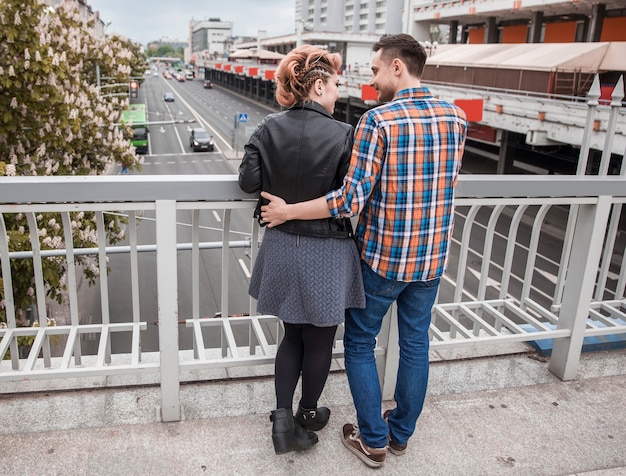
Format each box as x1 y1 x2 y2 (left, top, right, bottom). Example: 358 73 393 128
120 104 149 154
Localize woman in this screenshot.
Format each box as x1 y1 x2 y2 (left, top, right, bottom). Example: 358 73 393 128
238 45 365 455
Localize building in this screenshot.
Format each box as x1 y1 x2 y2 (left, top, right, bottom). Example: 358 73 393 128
47 0 107 38
406 0 626 45
190 18 234 61
296 0 404 34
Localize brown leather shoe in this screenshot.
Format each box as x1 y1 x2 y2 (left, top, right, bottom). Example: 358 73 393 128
341 423 387 468
383 409 408 456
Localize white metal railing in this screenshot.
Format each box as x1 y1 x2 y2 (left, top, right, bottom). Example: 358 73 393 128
1 175 625 421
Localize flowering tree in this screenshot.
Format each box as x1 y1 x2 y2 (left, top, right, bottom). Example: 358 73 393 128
0 0 147 332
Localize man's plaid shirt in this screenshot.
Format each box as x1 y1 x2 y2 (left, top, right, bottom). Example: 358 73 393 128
326 87 467 282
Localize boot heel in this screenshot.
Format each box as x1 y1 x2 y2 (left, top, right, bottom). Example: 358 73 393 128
270 408 318 455
272 433 293 455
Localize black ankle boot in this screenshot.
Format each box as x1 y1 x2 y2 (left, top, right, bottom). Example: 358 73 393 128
270 408 318 455
294 404 331 432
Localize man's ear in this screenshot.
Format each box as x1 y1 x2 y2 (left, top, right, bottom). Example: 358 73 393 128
391 58 402 75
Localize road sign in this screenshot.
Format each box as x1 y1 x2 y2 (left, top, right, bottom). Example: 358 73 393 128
238 113 248 123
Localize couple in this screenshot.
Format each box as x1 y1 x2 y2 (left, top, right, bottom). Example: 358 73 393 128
238 34 467 468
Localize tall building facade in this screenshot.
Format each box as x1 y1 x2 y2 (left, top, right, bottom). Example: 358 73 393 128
190 18 234 60
296 0 404 35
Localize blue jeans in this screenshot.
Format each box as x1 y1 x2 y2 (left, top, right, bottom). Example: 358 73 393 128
344 261 440 449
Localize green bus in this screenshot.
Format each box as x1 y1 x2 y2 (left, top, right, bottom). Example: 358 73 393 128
120 104 149 154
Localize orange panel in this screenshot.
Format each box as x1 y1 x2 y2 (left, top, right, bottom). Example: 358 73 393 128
501 25 528 43
468 124 498 143
468 28 484 44
215 63 222 69
235 65 244 73
361 84 378 101
265 70 275 80
544 22 577 43
600 17 626 41
249 67 259 76
454 99 483 122
224 64 232 71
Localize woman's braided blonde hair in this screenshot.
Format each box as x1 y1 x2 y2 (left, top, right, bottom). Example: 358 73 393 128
275 45 342 107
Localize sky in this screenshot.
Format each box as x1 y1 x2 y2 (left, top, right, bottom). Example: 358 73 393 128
88 0 296 46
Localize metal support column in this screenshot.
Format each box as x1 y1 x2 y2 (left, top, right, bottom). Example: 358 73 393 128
449 20 459 44
496 130 513 174
156 200 181 422
484 17 498 44
586 3 606 42
549 196 612 380
528 11 543 43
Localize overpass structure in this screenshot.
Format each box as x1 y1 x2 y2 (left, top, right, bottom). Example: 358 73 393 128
197 42 626 174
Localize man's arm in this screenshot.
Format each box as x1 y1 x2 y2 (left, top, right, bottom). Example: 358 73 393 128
259 191 330 228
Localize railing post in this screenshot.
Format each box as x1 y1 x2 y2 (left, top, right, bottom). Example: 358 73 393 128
549 196 612 380
380 304 398 400
553 76 601 307
597 75 624 175
156 200 181 422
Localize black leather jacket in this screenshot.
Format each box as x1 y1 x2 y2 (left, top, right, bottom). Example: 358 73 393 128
238 101 354 238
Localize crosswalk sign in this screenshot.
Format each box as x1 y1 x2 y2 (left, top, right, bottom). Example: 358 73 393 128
238 113 248 123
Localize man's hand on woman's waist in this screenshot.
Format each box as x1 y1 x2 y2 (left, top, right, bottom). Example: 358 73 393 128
260 192 331 227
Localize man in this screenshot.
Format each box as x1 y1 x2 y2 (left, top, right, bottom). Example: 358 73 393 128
260 34 467 468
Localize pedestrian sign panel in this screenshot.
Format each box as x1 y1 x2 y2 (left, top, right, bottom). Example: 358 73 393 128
238 113 248 123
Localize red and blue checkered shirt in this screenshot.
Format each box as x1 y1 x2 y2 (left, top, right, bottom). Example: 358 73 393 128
326 87 467 282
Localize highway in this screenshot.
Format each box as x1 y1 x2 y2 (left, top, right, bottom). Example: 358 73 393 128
79 72 276 353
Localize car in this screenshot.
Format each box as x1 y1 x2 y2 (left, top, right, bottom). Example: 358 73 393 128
176 74 185 82
163 71 172 79
163 92 175 102
203 80 213 89
189 128 215 152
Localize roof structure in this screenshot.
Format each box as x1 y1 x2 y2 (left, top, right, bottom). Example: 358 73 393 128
427 42 626 73
228 48 285 61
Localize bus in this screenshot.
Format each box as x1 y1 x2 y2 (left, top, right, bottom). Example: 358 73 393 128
120 104 149 154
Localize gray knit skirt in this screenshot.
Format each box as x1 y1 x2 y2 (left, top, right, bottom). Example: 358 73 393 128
249 228 365 327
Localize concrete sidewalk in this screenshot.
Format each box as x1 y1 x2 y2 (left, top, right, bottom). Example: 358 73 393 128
1 349 625 475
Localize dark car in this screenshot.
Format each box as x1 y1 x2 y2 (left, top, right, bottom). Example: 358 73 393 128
189 128 215 152
203 80 213 89
163 92 175 102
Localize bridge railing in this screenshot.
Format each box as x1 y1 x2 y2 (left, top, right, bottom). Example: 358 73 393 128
1 175 625 421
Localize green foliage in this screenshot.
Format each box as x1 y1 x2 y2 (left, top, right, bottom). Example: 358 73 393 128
0 0 147 175
0 1 137 339
146 44 184 61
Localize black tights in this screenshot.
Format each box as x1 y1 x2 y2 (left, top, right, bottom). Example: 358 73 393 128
275 322 338 411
